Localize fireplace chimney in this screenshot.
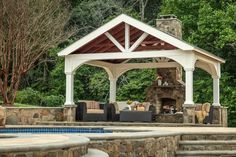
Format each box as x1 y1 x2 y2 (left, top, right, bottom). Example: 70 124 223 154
156 14 182 39
146 15 185 115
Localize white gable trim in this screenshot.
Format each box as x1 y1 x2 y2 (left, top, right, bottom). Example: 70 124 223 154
58 14 194 56
58 14 225 63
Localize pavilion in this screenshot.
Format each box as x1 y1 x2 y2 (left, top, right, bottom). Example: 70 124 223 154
58 14 225 123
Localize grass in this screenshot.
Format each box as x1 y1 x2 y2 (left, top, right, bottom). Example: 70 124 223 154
13 103 36 107
0 101 37 107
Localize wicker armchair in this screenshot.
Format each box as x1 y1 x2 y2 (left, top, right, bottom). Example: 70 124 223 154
76 101 107 121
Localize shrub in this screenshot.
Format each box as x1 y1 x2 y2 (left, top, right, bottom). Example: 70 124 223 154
41 95 64 107
15 88 64 107
15 88 42 106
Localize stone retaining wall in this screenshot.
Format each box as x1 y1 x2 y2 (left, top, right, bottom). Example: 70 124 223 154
89 135 180 157
5 107 64 125
4 106 228 126
0 145 87 157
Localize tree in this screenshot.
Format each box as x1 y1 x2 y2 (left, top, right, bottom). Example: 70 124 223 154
138 0 149 21
0 0 75 105
118 0 162 25
70 0 125 38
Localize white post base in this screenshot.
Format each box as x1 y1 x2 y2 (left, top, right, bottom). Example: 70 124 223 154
212 102 221 106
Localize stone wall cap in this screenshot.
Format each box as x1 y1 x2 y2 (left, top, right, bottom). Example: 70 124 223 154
85 130 180 140
0 134 89 153
5 107 64 109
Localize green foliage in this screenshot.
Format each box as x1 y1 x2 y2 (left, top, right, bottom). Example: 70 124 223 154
117 69 156 101
160 0 200 38
88 71 109 102
70 0 124 37
220 74 236 127
41 95 64 107
15 88 64 107
193 69 213 104
16 88 42 106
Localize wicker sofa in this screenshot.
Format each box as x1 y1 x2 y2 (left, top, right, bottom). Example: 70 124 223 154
76 101 107 121
108 101 156 122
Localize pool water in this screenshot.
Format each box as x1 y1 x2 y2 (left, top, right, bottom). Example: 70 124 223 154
0 127 112 134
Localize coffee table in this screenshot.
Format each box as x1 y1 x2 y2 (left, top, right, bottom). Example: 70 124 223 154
119 110 152 122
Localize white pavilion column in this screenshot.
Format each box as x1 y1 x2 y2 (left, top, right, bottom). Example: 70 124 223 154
212 76 220 106
184 68 194 105
65 72 75 105
109 78 117 103
183 67 195 123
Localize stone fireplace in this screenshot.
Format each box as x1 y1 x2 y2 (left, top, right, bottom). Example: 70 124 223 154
146 68 185 114
146 15 185 115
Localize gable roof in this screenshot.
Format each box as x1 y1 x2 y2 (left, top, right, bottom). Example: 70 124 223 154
58 14 225 63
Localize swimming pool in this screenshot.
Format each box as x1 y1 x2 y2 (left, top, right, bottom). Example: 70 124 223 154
0 127 112 134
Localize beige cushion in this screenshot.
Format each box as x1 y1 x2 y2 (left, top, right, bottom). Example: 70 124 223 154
137 106 145 111
87 109 104 114
81 101 100 109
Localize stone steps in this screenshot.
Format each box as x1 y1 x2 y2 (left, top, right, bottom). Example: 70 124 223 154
176 134 236 157
181 134 236 141
179 140 236 150
82 149 109 157
176 150 236 157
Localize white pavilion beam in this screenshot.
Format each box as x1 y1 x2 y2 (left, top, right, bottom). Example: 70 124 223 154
68 50 185 61
118 62 180 69
86 60 114 69
128 33 148 52
125 23 130 51
105 32 125 52
86 61 180 69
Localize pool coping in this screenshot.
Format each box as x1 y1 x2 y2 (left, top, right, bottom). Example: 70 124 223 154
0 134 90 153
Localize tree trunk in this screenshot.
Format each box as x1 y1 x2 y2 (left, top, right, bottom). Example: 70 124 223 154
0 0 75 106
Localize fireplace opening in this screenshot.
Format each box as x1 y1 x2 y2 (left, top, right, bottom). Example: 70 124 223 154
161 98 177 114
